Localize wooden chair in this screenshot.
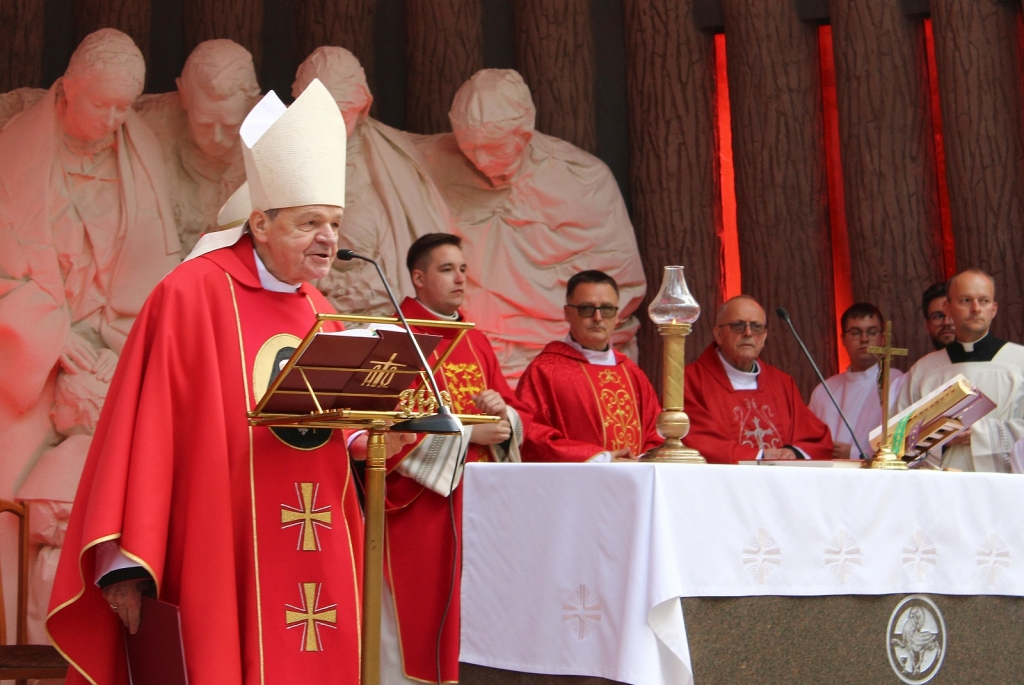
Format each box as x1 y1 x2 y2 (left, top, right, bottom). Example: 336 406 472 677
0 499 69 684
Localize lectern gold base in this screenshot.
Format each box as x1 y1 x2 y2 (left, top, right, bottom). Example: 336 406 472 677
641 439 706 463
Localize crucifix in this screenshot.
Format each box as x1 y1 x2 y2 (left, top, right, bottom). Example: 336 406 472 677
867 320 908 469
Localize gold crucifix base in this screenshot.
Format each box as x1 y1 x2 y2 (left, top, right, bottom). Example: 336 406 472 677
868 443 909 470
641 409 706 463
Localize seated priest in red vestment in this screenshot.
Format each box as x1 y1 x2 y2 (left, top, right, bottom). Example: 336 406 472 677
365 232 531 685
684 295 832 463
516 270 662 462
46 80 396 685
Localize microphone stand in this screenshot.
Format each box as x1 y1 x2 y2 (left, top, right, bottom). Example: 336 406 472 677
776 308 866 459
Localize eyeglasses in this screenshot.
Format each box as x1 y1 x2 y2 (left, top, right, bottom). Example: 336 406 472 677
717 321 767 335
566 304 619 319
844 327 881 338
925 312 951 324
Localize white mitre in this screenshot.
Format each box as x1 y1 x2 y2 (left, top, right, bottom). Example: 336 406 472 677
241 78 347 211
183 183 252 261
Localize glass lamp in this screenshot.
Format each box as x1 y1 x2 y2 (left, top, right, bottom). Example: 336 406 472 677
641 266 706 463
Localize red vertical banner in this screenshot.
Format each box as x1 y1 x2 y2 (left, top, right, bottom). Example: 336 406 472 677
923 18 957 279
714 34 742 301
818 25 852 372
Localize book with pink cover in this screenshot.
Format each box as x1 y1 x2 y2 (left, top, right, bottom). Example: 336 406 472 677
125 596 188 685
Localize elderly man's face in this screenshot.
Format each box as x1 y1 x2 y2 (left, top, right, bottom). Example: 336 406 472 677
945 272 998 343
250 205 342 284
62 71 141 142
455 127 532 186
183 87 253 160
713 298 768 372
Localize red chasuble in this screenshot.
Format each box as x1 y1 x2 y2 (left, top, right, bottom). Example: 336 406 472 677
47 235 363 685
383 297 528 683
516 341 662 462
683 344 832 463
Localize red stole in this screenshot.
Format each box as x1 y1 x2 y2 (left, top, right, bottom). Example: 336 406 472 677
48 236 362 685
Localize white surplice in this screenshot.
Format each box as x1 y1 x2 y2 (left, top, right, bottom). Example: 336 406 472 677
898 335 1024 472
809 364 905 459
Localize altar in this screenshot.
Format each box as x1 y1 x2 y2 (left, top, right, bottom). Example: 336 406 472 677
458 463 1024 685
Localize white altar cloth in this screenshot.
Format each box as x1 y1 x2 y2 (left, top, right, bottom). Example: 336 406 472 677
459 463 1024 685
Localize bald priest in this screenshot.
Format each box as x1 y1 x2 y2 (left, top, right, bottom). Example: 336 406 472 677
684 295 833 463
48 80 381 685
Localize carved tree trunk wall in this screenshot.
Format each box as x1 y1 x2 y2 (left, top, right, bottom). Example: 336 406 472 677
74 0 151 61
183 0 263 74
622 0 721 386
513 0 596 153
404 0 483 134
294 0 376 86
930 0 1024 341
0 0 44 91
830 0 946 362
721 0 835 399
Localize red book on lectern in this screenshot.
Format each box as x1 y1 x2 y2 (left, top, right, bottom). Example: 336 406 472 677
125 596 188 685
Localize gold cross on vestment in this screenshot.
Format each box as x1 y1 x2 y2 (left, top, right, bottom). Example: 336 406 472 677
281 482 332 551
867 321 908 451
285 582 337 652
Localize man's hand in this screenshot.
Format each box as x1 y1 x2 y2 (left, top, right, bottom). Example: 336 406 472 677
610 447 637 461
473 390 507 417
349 431 416 461
948 427 972 446
470 419 511 445
101 578 147 634
832 442 852 460
763 447 798 460
60 331 99 374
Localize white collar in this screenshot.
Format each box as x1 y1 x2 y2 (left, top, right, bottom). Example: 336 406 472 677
958 331 988 353
253 248 301 293
415 299 460 321
717 348 760 391
564 335 617 366
845 363 879 380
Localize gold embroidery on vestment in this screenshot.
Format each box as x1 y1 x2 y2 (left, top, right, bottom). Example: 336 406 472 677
281 482 332 551
285 582 338 652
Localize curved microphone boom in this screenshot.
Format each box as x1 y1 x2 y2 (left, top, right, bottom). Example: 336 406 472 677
776 307 866 459
337 249 462 434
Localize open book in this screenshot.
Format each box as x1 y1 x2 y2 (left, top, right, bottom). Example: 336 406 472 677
255 324 442 415
868 373 995 462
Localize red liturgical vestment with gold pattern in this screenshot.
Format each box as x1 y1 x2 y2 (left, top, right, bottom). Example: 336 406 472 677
383 297 529 683
683 344 833 463
516 340 662 461
47 235 363 685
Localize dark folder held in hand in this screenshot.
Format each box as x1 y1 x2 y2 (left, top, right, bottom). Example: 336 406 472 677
125 596 188 685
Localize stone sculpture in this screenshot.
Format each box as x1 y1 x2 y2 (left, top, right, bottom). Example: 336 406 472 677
413 69 646 383
135 39 259 254
293 46 454 316
0 28 180 640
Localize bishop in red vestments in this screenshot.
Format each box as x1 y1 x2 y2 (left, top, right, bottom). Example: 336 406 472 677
48 81 372 685
369 234 529 684
684 295 832 464
517 271 661 462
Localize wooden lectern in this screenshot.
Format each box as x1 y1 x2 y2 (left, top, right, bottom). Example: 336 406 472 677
248 313 498 685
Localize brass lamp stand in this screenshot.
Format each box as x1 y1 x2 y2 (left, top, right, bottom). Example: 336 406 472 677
641 266 705 463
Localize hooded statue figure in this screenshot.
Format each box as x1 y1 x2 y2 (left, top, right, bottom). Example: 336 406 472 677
293 46 455 316
413 69 646 383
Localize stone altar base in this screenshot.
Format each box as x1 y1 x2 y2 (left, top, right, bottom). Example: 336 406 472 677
460 594 1024 685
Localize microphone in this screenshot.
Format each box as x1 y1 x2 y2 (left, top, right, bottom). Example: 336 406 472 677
776 307 866 459
337 249 462 434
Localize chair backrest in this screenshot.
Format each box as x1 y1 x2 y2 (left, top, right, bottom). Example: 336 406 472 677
0 499 29 646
